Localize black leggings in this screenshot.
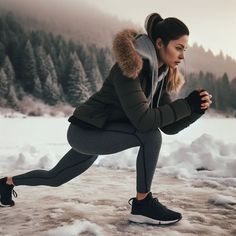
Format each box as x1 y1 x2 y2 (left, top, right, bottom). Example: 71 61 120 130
12 121 162 193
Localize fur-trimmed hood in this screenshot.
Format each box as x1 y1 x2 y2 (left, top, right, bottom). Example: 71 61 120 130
112 29 144 79
112 28 169 108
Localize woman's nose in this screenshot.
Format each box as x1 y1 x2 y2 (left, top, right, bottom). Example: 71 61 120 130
179 52 184 60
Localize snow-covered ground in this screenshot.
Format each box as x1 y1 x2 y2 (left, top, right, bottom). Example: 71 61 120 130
0 116 235 236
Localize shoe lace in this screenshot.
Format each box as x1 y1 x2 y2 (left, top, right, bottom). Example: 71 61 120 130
128 195 168 212
152 197 167 209
12 189 17 198
128 197 135 206
5 186 17 201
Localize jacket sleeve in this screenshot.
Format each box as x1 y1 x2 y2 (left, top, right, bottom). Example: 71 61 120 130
158 88 204 135
112 64 192 132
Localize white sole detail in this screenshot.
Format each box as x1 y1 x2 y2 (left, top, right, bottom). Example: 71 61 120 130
128 214 181 225
0 202 12 207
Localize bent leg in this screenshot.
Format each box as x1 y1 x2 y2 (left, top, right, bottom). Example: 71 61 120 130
67 123 162 193
67 122 140 155
134 129 162 193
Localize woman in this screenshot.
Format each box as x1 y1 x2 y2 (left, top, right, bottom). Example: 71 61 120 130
0 13 212 226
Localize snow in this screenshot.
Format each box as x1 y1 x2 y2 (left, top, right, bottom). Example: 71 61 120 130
0 116 235 235
100 133 236 178
46 219 106 236
208 194 236 206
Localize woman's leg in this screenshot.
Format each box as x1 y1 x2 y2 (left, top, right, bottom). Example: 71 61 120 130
66 122 162 194
10 122 162 193
12 149 98 186
134 128 162 194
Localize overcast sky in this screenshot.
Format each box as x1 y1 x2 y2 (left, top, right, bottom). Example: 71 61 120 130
82 0 236 60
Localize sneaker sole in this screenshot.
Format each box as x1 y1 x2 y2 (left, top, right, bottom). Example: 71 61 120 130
128 214 182 225
0 203 14 207
0 197 14 207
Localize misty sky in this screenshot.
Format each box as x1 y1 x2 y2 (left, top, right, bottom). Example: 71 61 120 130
82 0 236 60
0 0 235 60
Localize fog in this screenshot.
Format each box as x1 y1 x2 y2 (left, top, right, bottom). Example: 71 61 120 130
0 0 136 46
0 0 235 78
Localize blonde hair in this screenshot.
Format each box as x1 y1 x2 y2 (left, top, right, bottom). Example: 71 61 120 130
166 67 185 93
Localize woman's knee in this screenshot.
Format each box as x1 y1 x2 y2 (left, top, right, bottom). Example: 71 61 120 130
138 128 162 145
67 124 88 153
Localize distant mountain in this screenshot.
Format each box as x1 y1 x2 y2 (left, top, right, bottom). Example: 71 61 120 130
0 0 235 80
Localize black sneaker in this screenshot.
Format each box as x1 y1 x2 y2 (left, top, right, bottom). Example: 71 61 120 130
0 177 17 207
128 192 182 225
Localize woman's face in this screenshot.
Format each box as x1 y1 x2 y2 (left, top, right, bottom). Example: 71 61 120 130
156 35 189 69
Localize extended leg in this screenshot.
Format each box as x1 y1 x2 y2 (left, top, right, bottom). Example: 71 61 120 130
12 149 97 186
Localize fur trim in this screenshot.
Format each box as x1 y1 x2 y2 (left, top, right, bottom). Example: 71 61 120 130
112 29 184 93
112 29 144 79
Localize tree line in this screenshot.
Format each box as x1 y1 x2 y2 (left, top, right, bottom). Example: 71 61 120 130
179 71 236 114
0 12 113 110
0 12 235 116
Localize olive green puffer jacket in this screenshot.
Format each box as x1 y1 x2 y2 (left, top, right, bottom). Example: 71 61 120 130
68 29 203 134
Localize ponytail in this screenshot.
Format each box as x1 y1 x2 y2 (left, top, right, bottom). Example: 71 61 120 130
145 13 163 43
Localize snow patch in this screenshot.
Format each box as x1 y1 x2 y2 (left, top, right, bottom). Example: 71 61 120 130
45 220 106 236
98 148 137 171
0 145 59 171
98 133 236 183
208 194 236 205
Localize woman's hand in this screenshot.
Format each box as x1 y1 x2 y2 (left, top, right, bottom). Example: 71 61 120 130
185 89 213 114
198 89 213 110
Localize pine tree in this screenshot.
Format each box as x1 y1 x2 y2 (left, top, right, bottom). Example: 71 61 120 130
216 73 230 111
3 55 15 83
86 53 103 94
75 45 93 94
2 55 20 106
78 44 105 94
204 72 215 93
33 75 43 99
0 68 8 97
67 52 89 106
7 85 18 108
34 46 49 84
58 52 67 90
46 54 64 101
205 72 217 109
43 73 59 105
56 40 67 86
20 40 38 93
46 55 58 86
0 57 19 108
97 47 113 80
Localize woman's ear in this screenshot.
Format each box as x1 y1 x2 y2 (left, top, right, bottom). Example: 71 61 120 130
155 38 163 49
